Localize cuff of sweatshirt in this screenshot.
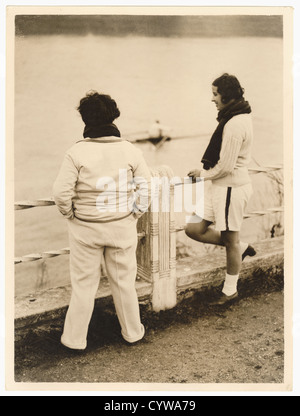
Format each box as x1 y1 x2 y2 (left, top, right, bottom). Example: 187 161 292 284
61 211 74 220
200 168 220 181
132 206 149 219
132 212 142 219
200 170 211 180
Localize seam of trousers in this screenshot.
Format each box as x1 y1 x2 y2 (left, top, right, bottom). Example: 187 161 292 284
113 247 130 339
110 228 136 340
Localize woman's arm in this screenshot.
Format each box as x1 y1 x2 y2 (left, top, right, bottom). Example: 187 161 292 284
131 149 153 218
53 153 79 219
200 135 242 181
189 121 244 182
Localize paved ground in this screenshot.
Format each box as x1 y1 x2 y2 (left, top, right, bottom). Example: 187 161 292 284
14 283 285 387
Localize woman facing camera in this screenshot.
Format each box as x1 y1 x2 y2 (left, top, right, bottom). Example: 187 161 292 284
186 73 256 305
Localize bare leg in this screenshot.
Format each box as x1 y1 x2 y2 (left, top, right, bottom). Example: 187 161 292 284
186 219 255 267
208 230 242 302
185 219 224 246
221 230 241 275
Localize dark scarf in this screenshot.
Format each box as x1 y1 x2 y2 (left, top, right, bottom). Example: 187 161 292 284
201 99 252 170
83 123 121 139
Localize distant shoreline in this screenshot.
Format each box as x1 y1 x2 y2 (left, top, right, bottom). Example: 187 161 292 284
15 15 283 38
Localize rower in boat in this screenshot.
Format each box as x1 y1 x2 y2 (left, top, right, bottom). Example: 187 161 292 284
146 120 172 147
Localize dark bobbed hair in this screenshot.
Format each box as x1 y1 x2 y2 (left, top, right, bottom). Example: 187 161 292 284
212 73 244 104
77 91 120 126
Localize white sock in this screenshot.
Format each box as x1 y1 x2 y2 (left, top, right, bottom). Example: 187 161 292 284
240 241 248 254
222 273 239 296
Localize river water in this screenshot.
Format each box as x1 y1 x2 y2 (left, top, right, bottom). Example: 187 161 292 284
14 35 284 295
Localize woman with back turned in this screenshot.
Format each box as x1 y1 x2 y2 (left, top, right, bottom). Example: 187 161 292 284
53 91 152 350
186 73 256 305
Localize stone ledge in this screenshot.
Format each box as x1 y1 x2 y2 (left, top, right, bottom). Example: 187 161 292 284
15 236 284 334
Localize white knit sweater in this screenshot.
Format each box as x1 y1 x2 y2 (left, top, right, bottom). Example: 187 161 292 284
201 113 253 187
53 137 152 222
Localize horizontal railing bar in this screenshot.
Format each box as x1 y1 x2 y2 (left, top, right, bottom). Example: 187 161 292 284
248 166 283 174
15 198 56 210
14 165 283 211
14 232 146 265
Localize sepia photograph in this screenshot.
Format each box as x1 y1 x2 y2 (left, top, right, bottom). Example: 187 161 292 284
3 4 295 394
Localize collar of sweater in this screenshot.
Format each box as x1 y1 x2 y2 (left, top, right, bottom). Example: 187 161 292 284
76 137 125 144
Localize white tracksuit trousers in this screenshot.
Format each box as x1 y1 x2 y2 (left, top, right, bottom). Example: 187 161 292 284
61 215 145 350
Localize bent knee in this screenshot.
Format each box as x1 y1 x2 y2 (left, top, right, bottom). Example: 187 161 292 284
185 223 194 238
185 223 200 239
185 222 207 241
221 231 240 249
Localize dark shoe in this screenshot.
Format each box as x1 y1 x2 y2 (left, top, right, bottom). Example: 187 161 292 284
242 245 256 261
210 292 239 306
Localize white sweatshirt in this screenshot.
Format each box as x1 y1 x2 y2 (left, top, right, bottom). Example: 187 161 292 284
53 137 152 222
201 113 253 187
